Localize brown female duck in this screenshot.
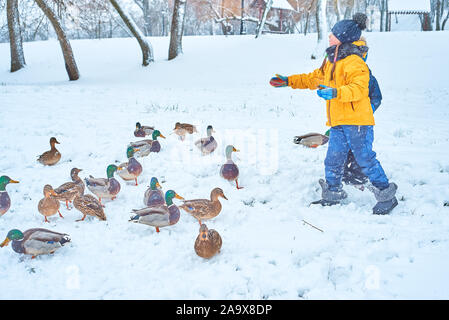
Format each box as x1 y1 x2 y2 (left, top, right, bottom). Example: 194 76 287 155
173 122 197 141
37 137 61 166
73 194 106 221
38 185 63 223
194 224 222 259
179 188 227 225
52 168 84 210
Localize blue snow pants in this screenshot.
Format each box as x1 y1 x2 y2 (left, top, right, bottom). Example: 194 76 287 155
325 125 389 191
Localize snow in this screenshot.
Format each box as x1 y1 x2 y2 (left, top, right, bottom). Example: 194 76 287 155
266 0 294 11
388 0 431 13
1 31 449 299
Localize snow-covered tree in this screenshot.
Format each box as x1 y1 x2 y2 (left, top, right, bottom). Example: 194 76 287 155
34 0 79 80
7 0 26 72
109 0 154 66
168 0 186 60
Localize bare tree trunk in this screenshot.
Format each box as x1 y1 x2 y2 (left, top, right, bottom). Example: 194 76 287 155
110 0 154 66
333 0 340 21
255 0 273 38
344 0 354 19
34 0 79 80
7 0 26 72
442 3 449 30
312 0 327 60
168 0 187 60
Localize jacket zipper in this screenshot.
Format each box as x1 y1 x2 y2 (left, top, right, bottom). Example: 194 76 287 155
327 100 331 126
351 102 355 111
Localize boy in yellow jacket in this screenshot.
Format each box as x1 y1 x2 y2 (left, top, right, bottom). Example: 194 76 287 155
270 13 398 215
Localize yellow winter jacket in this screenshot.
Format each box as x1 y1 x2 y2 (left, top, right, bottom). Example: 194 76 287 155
288 41 374 127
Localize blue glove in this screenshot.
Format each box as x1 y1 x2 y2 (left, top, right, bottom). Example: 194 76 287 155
317 85 337 100
270 74 288 88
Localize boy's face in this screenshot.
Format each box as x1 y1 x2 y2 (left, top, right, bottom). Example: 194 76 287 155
329 33 341 47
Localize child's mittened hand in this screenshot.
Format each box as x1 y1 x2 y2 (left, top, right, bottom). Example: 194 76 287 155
270 74 288 87
317 85 337 100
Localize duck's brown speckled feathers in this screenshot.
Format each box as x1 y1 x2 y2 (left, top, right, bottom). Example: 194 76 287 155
53 168 85 208
73 194 106 221
179 188 227 224
194 224 222 259
173 122 197 140
38 185 62 222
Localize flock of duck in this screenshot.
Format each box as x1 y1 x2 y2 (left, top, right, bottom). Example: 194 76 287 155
0 122 243 260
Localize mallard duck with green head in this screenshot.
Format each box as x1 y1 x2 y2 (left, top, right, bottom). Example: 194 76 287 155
128 130 166 157
179 188 227 225
195 125 218 155
38 185 63 223
37 137 61 166
0 228 70 259
118 147 143 186
143 177 164 206
194 224 222 259
134 122 154 138
130 190 184 233
85 164 121 204
52 168 84 210
220 145 243 189
0 176 19 216
293 130 330 148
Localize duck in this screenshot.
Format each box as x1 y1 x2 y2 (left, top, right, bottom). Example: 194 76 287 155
85 164 121 204
194 224 222 259
195 125 218 155
143 177 165 206
52 168 84 210
0 228 70 259
37 137 61 166
173 122 197 141
38 185 63 223
293 130 330 148
220 145 243 189
117 147 143 186
128 130 166 157
73 193 106 221
130 190 184 233
179 188 227 225
134 122 154 138
0 176 19 216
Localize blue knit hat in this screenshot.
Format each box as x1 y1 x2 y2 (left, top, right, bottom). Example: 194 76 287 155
331 13 367 44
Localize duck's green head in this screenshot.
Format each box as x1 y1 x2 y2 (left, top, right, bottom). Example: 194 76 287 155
152 130 166 140
1 229 24 247
207 125 214 136
0 176 19 191
136 122 142 129
225 145 239 158
150 177 161 190
126 146 139 159
165 190 184 206
106 165 119 179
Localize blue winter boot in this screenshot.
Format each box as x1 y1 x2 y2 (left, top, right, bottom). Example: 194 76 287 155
310 179 348 206
368 183 398 215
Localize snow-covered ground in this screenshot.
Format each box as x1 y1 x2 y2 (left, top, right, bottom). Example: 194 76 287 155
1 31 449 299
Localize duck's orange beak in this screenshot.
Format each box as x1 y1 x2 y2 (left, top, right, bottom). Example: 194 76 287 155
0 238 10 247
9 180 19 184
233 147 239 152
50 190 58 196
159 134 166 139
134 148 140 152
175 193 184 200
156 182 162 189
221 194 228 200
